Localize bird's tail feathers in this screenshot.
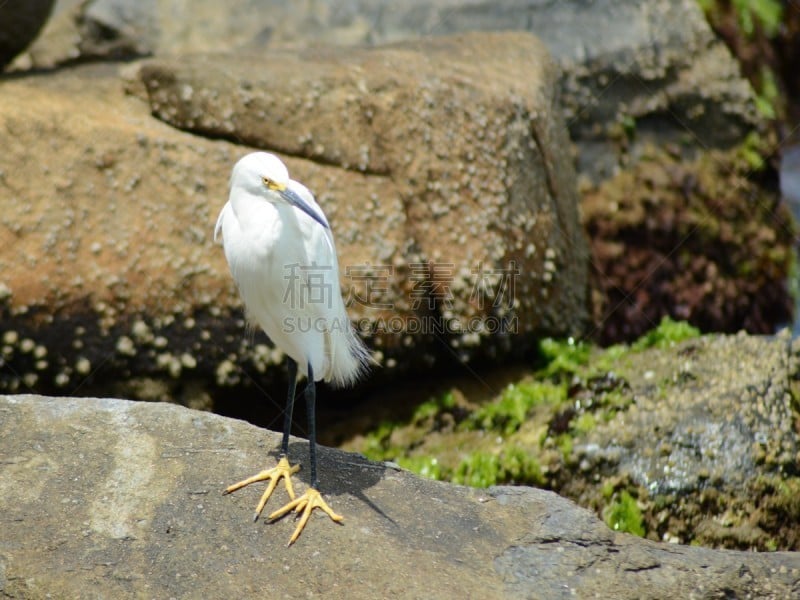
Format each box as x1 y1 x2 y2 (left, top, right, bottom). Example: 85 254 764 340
326 322 374 388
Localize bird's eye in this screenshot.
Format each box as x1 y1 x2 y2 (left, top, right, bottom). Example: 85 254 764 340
262 176 273 187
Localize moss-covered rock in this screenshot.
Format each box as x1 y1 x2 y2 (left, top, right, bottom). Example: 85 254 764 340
342 322 800 551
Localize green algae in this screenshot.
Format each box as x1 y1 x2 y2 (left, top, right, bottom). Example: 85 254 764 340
630 316 701 350
452 446 546 488
466 380 566 436
604 490 646 537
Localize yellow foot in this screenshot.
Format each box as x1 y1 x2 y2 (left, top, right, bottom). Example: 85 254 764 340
268 488 344 546
222 456 301 521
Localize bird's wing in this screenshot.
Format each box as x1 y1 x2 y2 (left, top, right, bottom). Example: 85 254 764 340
289 179 339 266
214 202 233 244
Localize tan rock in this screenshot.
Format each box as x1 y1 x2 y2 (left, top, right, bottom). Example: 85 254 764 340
0 65 236 318
134 32 590 346
0 33 588 395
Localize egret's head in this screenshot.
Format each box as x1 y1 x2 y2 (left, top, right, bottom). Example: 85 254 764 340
229 152 329 228
230 152 290 197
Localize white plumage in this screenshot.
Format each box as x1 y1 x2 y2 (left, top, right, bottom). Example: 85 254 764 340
214 151 369 387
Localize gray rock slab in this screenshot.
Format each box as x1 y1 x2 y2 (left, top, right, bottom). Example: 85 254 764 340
1 394 799 598
580 332 800 497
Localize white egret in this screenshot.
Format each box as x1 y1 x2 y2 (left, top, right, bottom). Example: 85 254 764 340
215 152 370 545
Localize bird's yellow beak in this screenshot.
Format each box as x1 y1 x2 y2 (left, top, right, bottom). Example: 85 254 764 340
263 177 286 192
262 176 328 228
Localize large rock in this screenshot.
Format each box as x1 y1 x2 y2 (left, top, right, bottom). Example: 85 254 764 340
524 0 760 179
131 31 589 345
14 0 775 342
0 32 588 398
342 329 800 551
13 0 775 343
0 64 243 397
19 0 759 180
1 393 799 598
0 0 55 69
565 332 800 549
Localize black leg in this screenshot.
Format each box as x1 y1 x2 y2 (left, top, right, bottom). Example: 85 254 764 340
280 358 298 457
305 362 319 489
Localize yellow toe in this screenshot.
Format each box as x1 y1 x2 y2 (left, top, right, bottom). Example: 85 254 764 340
268 488 343 546
223 456 301 519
